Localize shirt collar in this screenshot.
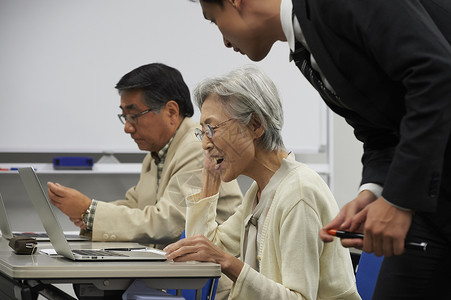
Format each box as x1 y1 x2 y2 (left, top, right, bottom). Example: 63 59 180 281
281 0 309 56
151 135 175 165
280 0 295 52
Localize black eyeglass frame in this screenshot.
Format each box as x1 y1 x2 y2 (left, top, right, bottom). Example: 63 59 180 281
117 108 153 125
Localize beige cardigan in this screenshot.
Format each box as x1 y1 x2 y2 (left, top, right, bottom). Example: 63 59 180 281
89 117 243 248
186 155 361 300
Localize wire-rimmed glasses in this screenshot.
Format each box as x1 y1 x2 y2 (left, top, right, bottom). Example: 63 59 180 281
194 118 234 142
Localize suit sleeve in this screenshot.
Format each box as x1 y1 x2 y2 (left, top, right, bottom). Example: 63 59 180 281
328 0 451 211
346 118 397 188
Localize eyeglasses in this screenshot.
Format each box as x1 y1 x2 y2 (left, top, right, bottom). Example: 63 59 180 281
118 108 153 125
194 118 234 142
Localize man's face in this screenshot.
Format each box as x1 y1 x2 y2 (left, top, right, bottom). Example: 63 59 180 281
200 0 274 61
119 90 172 152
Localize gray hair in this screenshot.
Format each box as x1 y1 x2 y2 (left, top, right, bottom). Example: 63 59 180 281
194 65 284 151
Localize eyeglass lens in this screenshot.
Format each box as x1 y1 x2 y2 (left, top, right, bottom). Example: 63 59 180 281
194 124 215 142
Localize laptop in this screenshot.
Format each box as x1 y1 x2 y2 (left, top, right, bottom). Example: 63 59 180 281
17 167 167 261
0 193 89 241
0 193 14 240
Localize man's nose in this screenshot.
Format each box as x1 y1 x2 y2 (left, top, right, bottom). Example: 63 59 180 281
124 121 135 134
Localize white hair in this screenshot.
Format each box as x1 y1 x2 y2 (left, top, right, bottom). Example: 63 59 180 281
194 65 285 151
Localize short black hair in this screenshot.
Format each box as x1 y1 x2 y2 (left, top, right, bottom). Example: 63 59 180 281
190 0 224 7
115 63 194 117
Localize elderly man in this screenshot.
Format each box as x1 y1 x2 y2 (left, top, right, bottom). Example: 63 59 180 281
47 63 243 249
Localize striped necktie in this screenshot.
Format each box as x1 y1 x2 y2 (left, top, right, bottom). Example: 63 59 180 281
290 41 350 110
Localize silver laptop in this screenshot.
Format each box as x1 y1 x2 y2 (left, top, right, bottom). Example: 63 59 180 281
18 167 167 261
0 193 89 241
0 193 14 240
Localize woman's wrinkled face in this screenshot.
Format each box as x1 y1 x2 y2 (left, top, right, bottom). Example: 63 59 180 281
199 95 256 182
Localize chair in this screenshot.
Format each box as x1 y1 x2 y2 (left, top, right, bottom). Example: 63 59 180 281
166 279 218 300
166 231 219 300
122 280 184 299
355 252 384 300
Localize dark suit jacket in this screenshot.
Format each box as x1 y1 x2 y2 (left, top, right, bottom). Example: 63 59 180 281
292 0 451 212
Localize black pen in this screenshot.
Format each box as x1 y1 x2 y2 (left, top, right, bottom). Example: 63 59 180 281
327 229 428 252
103 247 146 251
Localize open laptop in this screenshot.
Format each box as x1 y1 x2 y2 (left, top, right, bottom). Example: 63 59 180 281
0 193 89 241
17 167 167 261
0 193 14 240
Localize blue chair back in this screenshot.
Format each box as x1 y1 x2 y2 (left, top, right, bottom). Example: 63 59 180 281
355 252 384 300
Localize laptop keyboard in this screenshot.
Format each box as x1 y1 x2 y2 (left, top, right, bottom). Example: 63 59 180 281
72 249 127 257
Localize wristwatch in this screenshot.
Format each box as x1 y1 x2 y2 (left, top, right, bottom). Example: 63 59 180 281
81 207 90 225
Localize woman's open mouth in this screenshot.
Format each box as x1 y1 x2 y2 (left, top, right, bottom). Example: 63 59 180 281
215 157 224 169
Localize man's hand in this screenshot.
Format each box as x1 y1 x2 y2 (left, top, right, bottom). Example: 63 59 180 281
69 216 87 229
47 182 92 226
320 190 376 249
353 197 413 257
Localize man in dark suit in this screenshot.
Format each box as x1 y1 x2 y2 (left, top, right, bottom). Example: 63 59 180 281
189 0 451 298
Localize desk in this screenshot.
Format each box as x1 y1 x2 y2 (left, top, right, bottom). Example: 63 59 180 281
0 238 221 300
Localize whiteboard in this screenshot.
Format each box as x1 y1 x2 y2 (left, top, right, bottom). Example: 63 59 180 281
0 0 326 154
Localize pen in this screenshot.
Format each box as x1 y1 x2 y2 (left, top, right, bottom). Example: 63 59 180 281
327 229 428 252
102 247 147 251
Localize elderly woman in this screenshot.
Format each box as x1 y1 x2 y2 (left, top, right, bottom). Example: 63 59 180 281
164 66 360 300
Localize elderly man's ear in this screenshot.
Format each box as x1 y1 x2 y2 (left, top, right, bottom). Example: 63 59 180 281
164 100 181 124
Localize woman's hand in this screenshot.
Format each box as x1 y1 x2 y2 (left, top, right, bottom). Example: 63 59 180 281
201 150 222 198
164 234 244 282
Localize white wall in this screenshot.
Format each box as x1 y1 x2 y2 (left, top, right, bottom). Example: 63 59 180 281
332 114 364 208
0 0 325 154
0 0 365 214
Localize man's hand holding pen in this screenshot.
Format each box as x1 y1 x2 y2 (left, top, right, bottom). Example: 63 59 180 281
320 191 417 257
354 197 414 257
327 228 427 253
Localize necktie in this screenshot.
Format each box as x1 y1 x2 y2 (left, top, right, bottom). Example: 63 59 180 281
291 41 350 110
